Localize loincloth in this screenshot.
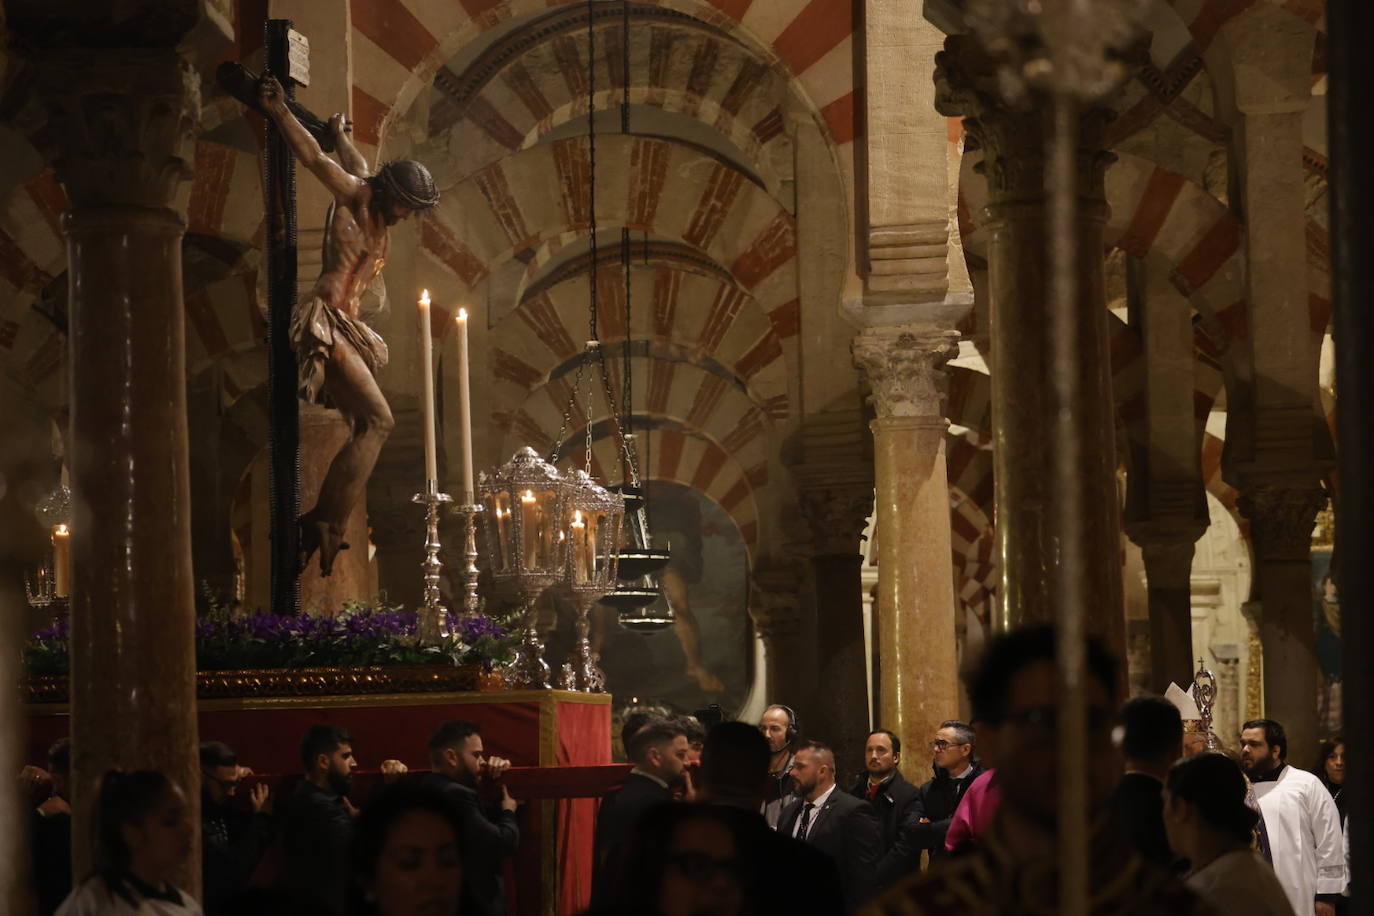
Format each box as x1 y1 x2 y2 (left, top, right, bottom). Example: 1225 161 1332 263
290 297 390 407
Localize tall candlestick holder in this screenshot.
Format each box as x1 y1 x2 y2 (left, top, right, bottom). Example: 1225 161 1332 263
450 500 483 618
411 483 453 642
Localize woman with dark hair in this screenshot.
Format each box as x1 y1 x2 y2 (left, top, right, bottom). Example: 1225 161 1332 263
349 783 465 916
57 770 200 914
1162 753 1293 915
1319 737 1346 820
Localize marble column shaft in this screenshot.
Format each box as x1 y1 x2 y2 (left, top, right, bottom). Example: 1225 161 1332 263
799 486 874 784
1240 485 1327 770
936 37 1125 663
35 50 204 891
854 328 961 763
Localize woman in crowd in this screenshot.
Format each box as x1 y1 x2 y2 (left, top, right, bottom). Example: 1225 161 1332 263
57 770 200 915
1319 737 1346 820
1162 752 1294 916
349 783 465 916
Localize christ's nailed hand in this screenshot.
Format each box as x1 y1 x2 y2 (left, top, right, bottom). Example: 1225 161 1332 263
258 75 287 115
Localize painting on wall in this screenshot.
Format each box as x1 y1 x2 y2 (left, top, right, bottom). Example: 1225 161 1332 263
1311 547 1342 736
545 480 751 716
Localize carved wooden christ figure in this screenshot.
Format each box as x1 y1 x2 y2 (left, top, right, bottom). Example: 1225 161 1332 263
257 75 439 576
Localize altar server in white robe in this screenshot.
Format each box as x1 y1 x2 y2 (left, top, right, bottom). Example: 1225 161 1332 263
1239 719 1346 916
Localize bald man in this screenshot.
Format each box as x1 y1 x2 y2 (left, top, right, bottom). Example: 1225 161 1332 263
778 740 881 912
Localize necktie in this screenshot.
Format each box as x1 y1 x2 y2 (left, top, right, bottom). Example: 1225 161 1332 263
866 781 882 801
797 802 815 840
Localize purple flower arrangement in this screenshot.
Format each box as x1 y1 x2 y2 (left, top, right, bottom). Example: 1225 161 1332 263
23 606 516 677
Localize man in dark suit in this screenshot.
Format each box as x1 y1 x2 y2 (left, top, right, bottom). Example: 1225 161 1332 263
697 722 845 913
592 716 689 905
1110 695 1182 868
875 719 983 884
848 729 919 853
418 720 520 916
778 740 881 912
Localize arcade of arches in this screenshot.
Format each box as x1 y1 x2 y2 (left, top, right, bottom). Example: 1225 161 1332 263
0 0 1354 896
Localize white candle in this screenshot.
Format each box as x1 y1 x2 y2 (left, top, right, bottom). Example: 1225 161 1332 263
570 510 589 582
418 290 438 486
520 490 540 565
51 524 70 598
455 308 475 504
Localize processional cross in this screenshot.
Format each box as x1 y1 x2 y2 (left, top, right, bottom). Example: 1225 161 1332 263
220 21 439 612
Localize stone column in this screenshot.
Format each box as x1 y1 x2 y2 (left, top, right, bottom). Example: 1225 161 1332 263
749 561 806 712
798 483 874 783
27 49 206 890
1129 535 1204 689
1239 485 1327 769
853 327 961 762
1123 256 1209 690
936 36 1125 661
1210 8 1329 771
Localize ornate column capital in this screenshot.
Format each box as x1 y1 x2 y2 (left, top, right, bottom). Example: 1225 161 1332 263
797 484 873 557
10 49 201 210
1238 484 1328 562
933 34 1126 205
852 326 959 420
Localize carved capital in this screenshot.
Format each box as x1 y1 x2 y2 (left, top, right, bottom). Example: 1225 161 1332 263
798 485 873 557
15 50 200 209
852 326 959 420
933 34 1123 204
1238 485 1327 561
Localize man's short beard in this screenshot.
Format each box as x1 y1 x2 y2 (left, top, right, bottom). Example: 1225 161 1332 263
328 768 353 796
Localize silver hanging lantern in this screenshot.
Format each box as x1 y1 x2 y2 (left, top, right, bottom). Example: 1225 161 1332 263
479 447 568 688
556 470 624 690
604 468 674 633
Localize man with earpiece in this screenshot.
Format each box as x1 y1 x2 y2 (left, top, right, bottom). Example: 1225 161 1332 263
759 704 801 828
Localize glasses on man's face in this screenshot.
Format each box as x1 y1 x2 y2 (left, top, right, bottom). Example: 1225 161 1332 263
929 739 967 751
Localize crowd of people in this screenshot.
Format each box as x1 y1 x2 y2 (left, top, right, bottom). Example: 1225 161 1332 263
20 623 1352 915
22 721 521 915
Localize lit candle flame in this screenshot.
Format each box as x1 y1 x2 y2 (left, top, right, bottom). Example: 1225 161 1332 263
54 524 69 536
521 490 536 503
419 289 431 307
457 307 468 321
572 509 585 527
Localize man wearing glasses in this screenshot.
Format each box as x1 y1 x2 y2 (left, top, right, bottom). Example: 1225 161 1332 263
199 741 272 912
875 721 983 884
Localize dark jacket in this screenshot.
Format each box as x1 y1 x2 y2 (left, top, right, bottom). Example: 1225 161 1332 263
592 771 673 906
280 780 353 915
778 788 882 912
1111 772 1174 869
875 761 983 886
419 773 519 916
847 769 920 852
202 793 274 912
30 808 71 916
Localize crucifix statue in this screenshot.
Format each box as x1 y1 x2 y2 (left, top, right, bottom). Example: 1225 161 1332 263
252 74 440 577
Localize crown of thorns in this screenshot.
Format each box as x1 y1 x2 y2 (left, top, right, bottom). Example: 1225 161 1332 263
374 160 439 210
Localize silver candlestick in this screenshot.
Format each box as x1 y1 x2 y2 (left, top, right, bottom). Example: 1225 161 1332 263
411 484 453 642
449 500 483 618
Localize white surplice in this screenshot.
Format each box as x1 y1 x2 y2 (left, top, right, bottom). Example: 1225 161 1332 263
1251 765 1346 914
